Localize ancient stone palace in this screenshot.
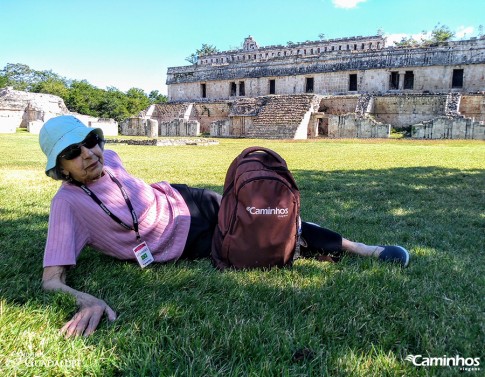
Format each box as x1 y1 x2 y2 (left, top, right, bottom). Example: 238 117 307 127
2 33 483 140
167 35 485 100
124 34 484 140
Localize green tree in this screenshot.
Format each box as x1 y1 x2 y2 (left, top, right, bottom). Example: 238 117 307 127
1 63 35 90
97 87 131 123
185 53 198 65
31 77 69 99
394 36 420 48
125 87 150 116
66 80 102 116
421 23 455 45
395 24 456 48
430 24 455 43
1 63 68 92
185 43 219 64
0 73 8 88
148 90 167 104
0 63 162 123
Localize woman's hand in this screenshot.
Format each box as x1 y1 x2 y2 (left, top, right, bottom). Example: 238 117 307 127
43 266 117 337
60 292 117 337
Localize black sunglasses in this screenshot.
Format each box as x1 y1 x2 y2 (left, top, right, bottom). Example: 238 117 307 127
59 132 103 160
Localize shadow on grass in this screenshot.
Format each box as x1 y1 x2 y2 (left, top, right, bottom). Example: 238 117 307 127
0 166 483 375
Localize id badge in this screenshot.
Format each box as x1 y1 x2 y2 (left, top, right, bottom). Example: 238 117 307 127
133 241 154 268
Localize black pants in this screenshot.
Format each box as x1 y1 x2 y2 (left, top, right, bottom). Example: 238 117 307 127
172 185 222 259
172 185 343 260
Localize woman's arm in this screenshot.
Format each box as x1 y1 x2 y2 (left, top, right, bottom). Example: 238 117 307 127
42 266 117 337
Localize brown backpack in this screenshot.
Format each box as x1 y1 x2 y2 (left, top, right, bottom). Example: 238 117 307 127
211 146 301 270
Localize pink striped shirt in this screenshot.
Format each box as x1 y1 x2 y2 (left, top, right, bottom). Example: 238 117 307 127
43 150 191 267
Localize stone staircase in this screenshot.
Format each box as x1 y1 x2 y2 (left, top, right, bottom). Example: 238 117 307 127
153 103 192 121
355 94 373 116
246 95 317 138
445 92 461 116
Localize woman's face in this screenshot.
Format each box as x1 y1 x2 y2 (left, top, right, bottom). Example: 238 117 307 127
59 134 105 184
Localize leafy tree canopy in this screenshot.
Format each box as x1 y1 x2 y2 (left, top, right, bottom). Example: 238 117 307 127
0 63 168 123
394 23 456 48
428 23 455 44
0 63 67 91
394 36 421 48
185 43 220 64
148 90 167 104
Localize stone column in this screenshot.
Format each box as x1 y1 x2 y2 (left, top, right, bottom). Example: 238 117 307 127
145 119 158 137
398 71 405 91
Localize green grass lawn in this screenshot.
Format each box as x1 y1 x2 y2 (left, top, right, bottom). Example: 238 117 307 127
0 131 484 376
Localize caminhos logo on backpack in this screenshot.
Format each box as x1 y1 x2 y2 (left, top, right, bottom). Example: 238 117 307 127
246 206 289 217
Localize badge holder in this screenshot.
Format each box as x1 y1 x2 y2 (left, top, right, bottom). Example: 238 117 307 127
133 241 154 268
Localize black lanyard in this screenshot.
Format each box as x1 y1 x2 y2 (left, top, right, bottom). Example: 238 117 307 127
74 170 141 241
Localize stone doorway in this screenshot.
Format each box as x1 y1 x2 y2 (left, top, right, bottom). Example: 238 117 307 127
231 116 251 137
318 117 328 137
309 114 328 138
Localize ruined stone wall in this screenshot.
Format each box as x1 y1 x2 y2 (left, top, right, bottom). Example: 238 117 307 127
412 116 485 139
159 119 200 136
0 87 118 135
245 124 301 139
320 95 359 114
210 119 231 137
0 110 22 133
328 114 390 138
168 38 485 102
459 94 485 123
197 35 385 66
192 103 231 133
372 95 447 127
121 118 146 136
0 87 68 132
168 64 485 102
150 103 192 123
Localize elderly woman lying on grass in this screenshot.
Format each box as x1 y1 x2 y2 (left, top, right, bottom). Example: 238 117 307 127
39 115 410 337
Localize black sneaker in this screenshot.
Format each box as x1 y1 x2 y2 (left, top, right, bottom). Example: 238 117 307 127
378 246 410 268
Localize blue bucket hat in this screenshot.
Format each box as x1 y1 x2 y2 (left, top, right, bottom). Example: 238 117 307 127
39 115 104 180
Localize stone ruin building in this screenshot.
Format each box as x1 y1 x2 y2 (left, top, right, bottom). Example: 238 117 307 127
0 87 118 135
124 34 485 140
2 34 483 140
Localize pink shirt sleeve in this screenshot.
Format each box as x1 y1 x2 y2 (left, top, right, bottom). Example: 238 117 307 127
44 197 89 266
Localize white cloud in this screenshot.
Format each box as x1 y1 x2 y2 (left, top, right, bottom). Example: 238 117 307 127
385 33 407 46
385 32 429 46
386 25 476 46
332 0 367 9
456 26 474 39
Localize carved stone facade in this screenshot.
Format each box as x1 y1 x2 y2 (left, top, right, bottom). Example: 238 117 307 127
412 116 484 139
167 35 485 101
130 91 484 140
127 34 485 140
327 114 390 138
159 119 200 137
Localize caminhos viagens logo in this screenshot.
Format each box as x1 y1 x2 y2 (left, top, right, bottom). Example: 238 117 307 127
246 206 289 217
405 354 481 372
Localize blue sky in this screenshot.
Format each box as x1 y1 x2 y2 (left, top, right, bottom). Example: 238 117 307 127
1 0 483 95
